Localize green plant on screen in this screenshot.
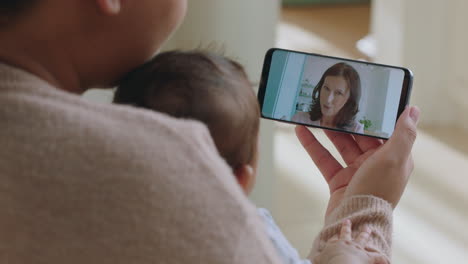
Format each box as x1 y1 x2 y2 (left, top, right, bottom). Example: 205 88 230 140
359 117 373 130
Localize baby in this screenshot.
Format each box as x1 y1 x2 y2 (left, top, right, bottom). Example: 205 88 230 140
114 50 389 264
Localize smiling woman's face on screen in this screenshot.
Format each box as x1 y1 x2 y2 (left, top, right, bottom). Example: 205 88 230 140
319 76 350 118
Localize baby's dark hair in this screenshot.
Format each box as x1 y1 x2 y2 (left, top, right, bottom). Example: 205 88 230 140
0 0 37 25
114 50 260 170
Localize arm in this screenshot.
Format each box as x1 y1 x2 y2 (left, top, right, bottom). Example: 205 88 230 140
310 195 392 259
296 106 420 260
314 220 390 264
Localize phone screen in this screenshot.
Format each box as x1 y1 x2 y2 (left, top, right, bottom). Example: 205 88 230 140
258 49 413 139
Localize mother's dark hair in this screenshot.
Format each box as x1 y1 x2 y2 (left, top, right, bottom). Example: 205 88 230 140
0 0 37 24
309 62 361 129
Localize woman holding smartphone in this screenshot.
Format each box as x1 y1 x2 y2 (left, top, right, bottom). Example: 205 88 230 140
292 62 364 133
0 0 419 263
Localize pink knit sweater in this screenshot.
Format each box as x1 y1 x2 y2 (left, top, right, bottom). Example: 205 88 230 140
0 63 393 263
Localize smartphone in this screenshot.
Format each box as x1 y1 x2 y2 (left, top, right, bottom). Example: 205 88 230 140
258 48 413 139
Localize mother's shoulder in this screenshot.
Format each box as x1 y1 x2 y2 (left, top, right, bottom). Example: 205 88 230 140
348 120 364 133
291 111 310 122
292 111 320 126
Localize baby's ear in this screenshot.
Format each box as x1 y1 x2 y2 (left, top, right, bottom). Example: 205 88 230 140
234 165 255 195
96 0 121 15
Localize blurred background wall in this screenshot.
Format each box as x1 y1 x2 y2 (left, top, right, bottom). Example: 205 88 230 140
372 0 468 130
275 1 468 263
83 0 468 263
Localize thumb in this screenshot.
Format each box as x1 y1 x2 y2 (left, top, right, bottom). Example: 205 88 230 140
386 106 420 159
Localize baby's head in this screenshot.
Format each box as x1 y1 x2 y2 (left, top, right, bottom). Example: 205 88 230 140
114 50 260 194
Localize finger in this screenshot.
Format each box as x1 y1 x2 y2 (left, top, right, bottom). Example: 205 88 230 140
324 130 363 165
328 170 354 193
339 219 352 240
407 154 415 173
385 106 420 160
355 225 371 245
373 255 390 264
296 126 343 182
354 134 383 153
328 234 339 242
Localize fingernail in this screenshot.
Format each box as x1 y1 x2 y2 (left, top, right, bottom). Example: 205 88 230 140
246 165 254 175
409 106 420 124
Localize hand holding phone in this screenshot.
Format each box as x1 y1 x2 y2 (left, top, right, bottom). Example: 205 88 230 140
258 48 413 139
296 105 419 216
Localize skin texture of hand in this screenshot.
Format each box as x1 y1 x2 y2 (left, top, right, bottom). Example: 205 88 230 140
314 220 390 264
296 106 420 217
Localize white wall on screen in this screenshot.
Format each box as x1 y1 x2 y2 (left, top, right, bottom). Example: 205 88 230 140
381 70 404 134
273 53 305 119
361 67 390 132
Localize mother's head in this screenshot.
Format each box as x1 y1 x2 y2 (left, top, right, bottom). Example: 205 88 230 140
309 62 361 128
0 0 187 92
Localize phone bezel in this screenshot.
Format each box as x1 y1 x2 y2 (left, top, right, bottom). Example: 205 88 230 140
257 48 414 140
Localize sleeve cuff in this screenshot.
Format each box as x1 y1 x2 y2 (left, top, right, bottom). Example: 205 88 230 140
309 195 394 260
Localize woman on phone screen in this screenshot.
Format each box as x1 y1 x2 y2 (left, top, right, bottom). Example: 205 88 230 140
292 62 364 133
